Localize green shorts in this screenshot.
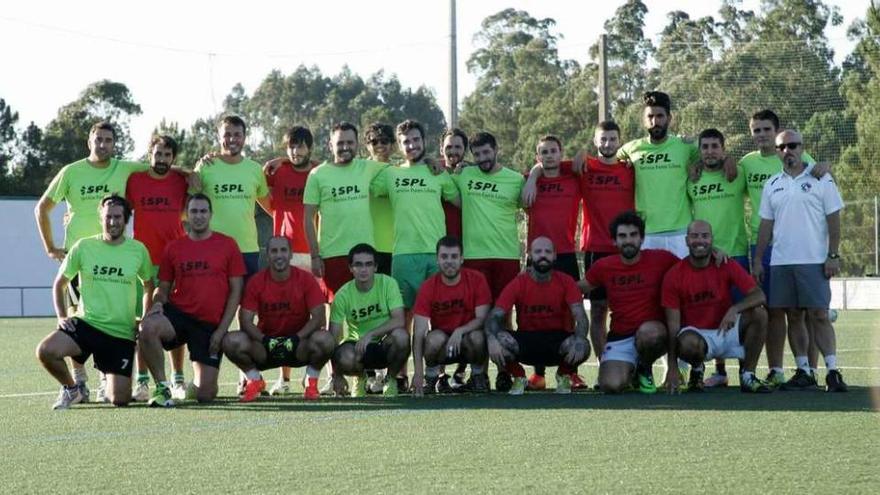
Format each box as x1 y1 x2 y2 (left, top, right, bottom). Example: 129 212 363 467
391 253 438 309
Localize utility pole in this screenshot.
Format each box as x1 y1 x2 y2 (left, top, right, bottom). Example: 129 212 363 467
598 34 610 122
448 0 459 128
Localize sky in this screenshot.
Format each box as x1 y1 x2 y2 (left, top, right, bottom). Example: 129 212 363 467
0 0 867 156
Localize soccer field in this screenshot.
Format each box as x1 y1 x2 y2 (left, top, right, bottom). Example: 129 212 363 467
2 314 879 493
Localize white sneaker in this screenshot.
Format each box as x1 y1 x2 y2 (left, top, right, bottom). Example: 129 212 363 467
269 379 291 396
703 373 729 388
368 370 386 394
236 378 246 396
132 381 150 402
170 382 187 400
52 386 83 410
96 378 109 403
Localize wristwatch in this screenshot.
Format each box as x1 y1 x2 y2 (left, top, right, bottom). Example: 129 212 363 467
828 253 840 260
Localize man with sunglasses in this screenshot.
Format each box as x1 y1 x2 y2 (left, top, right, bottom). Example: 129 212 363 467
364 123 396 277
753 130 847 392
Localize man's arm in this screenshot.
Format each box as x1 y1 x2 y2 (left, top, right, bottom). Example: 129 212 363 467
141 280 155 320
303 204 323 277
521 164 544 207
825 210 841 278
563 303 590 365
354 307 405 357
256 195 273 216
297 305 327 339
663 307 682 394
411 314 431 396
446 304 490 357
238 308 265 341
35 197 65 261
208 276 243 356
145 280 172 316
329 321 344 343
719 287 766 332
484 307 510 366
752 218 774 282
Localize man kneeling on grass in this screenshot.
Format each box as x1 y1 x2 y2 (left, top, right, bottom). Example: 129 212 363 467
223 236 335 402
661 220 771 393
328 243 410 397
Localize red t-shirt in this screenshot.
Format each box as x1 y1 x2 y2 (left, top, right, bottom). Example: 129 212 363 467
579 158 635 252
443 201 462 239
158 233 246 325
526 162 581 254
266 161 312 253
413 268 492 334
661 258 757 329
585 249 678 337
495 271 582 332
125 171 188 264
241 267 326 337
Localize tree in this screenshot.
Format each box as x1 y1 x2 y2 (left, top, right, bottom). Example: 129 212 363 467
0 98 19 194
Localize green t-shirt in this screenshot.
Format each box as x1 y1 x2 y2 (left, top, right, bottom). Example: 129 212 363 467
453 166 524 260
60 235 152 340
371 163 459 255
196 157 269 253
688 166 748 257
303 159 387 258
618 135 699 234
739 150 814 241
43 158 149 249
371 195 394 253
329 274 404 342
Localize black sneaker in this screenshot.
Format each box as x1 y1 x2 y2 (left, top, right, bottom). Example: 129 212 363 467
781 368 818 391
424 375 439 395
825 369 849 392
465 373 490 393
687 368 705 393
396 375 410 394
495 371 512 393
436 374 454 394
451 371 467 391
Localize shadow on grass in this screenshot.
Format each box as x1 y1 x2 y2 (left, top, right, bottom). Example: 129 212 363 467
170 386 880 413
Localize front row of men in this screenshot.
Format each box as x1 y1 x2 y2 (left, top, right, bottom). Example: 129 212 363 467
37 192 817 409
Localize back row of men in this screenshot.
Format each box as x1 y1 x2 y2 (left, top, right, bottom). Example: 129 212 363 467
33 90 847 409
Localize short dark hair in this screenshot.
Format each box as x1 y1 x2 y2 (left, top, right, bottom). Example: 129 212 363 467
610 210 645 239
186 193 213 212
643 91 671 113
267 235 291 249
750 109 780 131
149 134 179 158
396 119 425 140
537 134 563 151
440 128 468 148
99 194 132 223
219 115 247 134
332 121 359 141
348 243 377 265
435 235 462 254
698 128 725 147
284 126 313 149
90 121 117 139
469 131 497 151
596 120 621 134
363 122 391 143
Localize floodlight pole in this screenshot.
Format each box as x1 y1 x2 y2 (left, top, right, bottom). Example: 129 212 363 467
598 34 610 122
448 0 459 128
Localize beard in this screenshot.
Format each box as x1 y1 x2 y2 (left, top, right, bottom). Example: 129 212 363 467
533 259 553 273
648 125 668 141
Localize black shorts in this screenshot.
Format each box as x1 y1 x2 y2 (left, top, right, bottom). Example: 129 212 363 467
511 330 571 367
60 318 135 377
257 336 307 370
583 251 614 302
526 252 580 282
161 303 222 368
337 339 391 369
375 252 393 276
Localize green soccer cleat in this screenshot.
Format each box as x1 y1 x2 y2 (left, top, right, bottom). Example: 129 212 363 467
765 370 785 389
741 377 773 394
382 377 399 397
508 376 528 396
148 383 174 408
555 374 572 394
352 374 368 398
637 370 657 394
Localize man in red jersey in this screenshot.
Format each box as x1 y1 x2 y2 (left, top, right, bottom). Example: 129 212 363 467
411 236 492 396
222 236 334 401
126 135 189 402
439 128 469 238
138 194 246 405
579 210 677 394
662 220 771 393
485 237 590 395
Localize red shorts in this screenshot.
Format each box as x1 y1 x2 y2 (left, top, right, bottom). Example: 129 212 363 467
463 258 521 300
323 256 353 296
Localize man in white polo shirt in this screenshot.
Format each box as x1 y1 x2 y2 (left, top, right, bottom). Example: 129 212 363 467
752 129 846 392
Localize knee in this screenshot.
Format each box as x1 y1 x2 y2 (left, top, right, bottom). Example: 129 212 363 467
311 331 336 354
676 333 704 365
807 309 829 323
465 331 486 351
750 306 768 326
390 328 411 351
424 331 447 354
222 332 248 354
635 325 666 351
332 345 354 370
35 340 56 362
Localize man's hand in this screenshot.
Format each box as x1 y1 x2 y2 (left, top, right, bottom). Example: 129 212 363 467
208 328 227 357
718 308 738 333
751 260 764 285
824 257 840 278
446 328 465 358
688 162 703 182
563 336 589 365
195 151 219 169
572 150 587 175
722 156 738 182
424 157 444 176
311 256 324 278
711 247 729 266
355 332 375 359
487 335 507 366
57 317 76 333
811 161 831 178
144 302 164 319
664 366 681 395
521 179 538 207
186 172 203 192
263 157 285 176
47 248 66 262
411 370 425 397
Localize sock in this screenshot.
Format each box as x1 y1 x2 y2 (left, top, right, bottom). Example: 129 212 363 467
172 372 185 384
740 371 756 384
155 380 170 389
795 355 809 371
64 383 79 391
245 369 261 380
73 367 88 384
715 361 727 375
505 362 526 378
558 363 575 376
471 365 485 375
306 377 318 389
305 366 320 378
534 365 546 377
824 355 838 371
137 372 149 384
771 367 784 376
426 366 441 379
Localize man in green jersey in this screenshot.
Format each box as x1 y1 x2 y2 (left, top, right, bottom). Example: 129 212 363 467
328 243 409 398
35 121 151 401
364 123 396 276
36 195 153 409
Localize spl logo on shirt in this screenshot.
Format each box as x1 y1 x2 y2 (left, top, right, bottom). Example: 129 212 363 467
284 187 304 199
80 184 110 196
92 265 126 277
262 301 291 312
686 290 716 304
466 180 499 192
351 303 381 319
431 299 465 312
178 260 210 272
395 178 428 188
747 172 773 186
586 174 621 186
691 183 726 196
612 274 644 286
214 183 245 194
801 183 813 192
524 304 554 314
330 185 362 198
640 154 673 165
140 197 172 207
538 183 565 193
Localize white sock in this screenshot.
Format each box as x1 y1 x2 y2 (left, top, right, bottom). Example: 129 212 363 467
245 369 261 380
795 355 809 371
73 367 88 384
305 366 320 378
740 371 756 384
824 355 838 371
471 365 485 375
426 366 441 378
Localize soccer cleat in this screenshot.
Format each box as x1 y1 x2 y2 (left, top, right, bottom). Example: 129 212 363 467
555 374 572 394
240 379 266 402
495 371 513 393
569 373 588 390
637 370 657 394
781 369 818 391
451 371 467 391
236 378 247 396
703 372 728 388
465 373 491 393
436 375 454 394
76 382 90 403
352 374 368 398
382 377 399 397
96 380 109 403
396 375 410 394
740 377 772 393
132 381 150 402
526 373 546 391
688 368 705 393
825 369 849 393
52 386 83 410
508 376 528 396
367 370 385 394
424 376 439 395
303 378 320 400
320 377 336 396
148 383 175 407
765 370 786 389
269 379 292 396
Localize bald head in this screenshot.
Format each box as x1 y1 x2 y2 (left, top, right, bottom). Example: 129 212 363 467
686 220 713 262
775 129 804 170
530 236 556 274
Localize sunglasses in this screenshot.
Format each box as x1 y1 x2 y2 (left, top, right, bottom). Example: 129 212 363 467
369 138 392 146
776 142 801 151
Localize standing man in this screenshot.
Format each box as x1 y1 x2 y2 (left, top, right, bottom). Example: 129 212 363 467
138 194 246 405
222 236 334 401
411 236 492 395
126 135 189 401
364 122 396 276
439 128 470 238
753 130 847 392
36 195 153 409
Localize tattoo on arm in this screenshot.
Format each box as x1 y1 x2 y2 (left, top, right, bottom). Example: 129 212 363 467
486 308 506 337
572 305 589 340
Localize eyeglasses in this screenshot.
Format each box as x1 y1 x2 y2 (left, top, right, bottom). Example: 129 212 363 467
776 142 801 151
369 138 392 146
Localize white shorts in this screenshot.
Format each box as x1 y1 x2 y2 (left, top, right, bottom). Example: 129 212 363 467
643 233 688 259
677 316 745 361
601 335 637 365
290 252 312 269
